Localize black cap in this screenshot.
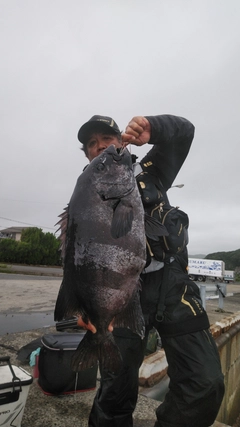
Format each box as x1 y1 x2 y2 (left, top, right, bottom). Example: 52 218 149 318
78 115 121 144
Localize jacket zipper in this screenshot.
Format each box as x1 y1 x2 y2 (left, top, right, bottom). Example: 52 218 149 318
162 207 176 251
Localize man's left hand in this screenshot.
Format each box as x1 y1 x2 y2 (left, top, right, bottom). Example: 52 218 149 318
122 116 151 146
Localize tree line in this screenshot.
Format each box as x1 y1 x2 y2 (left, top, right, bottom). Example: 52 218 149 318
205 249 240 281
1 226 239 273
0 227 61 266
205 249 240 271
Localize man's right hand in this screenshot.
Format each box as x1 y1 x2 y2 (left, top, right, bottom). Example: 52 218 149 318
77 317 97 334
77 317 114 333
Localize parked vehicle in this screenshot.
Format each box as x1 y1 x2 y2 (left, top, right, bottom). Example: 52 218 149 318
188 258 225 282
224 270 235 283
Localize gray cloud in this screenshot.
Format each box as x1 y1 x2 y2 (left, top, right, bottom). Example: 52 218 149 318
0 0 239 255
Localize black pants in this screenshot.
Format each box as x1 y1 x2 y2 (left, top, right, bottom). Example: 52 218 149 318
141 263 225 427
89 261 225 427
88 327 146 427
155 329 225 427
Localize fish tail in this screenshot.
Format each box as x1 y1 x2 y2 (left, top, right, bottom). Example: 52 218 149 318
71 331 122 374
71 331 99 372
98 332 123 374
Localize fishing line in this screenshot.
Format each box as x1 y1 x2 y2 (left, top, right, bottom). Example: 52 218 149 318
74 372 79 400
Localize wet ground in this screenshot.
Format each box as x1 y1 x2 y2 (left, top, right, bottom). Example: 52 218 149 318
1 270 240 336
0 272 60 336
0 312 55 335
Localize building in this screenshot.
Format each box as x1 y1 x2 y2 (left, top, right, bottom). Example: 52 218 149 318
0 227 29 241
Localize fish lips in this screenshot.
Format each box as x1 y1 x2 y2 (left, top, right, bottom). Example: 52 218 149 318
95 145 132 168
94 146 135 200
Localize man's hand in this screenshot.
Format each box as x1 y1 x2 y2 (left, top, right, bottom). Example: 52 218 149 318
77 317 114 333
77 317 97 333
122 116 151 147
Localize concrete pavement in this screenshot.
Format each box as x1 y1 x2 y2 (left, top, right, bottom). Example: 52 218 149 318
1 271 240 426
0 269 161 427
0 273 61 314
1 271 240 324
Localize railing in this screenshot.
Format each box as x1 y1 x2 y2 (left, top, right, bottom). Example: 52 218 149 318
199 283 227 310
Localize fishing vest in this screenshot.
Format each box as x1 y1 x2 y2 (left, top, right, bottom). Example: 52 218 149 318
133 161 189 264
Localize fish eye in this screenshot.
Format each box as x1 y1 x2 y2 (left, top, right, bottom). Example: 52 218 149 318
96 163 105 171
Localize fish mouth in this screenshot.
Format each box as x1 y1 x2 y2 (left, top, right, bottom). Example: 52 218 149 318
96 145 132 166
107 145 128 161
98 145 124 160
94 144 135 201
115 146 126 155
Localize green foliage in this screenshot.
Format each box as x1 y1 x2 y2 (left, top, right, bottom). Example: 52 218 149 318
205 249 240 271
235 267 240 282
40 232 61 265
0 263 11 273
0 228 61 266
235 273 240 282
0 239 19 263
21 227 43 246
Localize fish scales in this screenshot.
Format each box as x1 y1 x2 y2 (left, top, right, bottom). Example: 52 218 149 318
54 145 146 373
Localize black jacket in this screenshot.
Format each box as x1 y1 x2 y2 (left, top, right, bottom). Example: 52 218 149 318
135 115 194 264
141 114 194 191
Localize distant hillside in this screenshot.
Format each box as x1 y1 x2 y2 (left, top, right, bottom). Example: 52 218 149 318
205 249 240 270
189 254 206 259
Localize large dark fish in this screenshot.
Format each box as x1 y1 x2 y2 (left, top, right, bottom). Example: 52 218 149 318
54 145 146 373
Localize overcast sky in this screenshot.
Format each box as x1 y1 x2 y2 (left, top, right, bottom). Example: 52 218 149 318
0 0 239 256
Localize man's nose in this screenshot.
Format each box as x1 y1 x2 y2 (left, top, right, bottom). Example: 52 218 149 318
97 140 107 151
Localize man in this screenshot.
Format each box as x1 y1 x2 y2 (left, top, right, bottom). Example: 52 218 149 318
77 114 224 427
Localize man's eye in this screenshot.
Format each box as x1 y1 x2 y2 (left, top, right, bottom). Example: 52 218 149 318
88 140 96 147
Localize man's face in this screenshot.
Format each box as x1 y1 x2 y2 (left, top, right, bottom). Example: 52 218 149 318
85 131 123 162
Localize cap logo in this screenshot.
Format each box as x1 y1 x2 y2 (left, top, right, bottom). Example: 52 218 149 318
78 115 120 143
96 118 115 127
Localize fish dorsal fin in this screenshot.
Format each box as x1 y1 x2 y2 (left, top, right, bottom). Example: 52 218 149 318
55 206 69 259
111 200 133 239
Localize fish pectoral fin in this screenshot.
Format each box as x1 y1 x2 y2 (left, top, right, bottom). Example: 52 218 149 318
111 201 133 239
145 213 169 241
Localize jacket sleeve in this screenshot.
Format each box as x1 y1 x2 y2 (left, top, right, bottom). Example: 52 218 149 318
140 115 195 191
